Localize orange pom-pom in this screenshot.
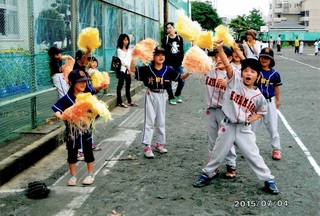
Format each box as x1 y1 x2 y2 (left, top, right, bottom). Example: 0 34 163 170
132 38 156 63
182 46 212 74
61 57 75 84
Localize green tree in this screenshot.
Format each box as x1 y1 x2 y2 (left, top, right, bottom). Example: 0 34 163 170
229 15 248 42
36 9 65 46
245 9 265 31
191 1 222 31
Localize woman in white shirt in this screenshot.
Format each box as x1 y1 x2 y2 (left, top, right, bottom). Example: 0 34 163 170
116 34 137 107
243 29 261 60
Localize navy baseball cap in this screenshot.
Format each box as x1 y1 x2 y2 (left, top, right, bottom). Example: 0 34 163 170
241 58 261 73
154 46 166 55
48 46 63 58
208 46 232 57
68 70 89 85
259 47 275 67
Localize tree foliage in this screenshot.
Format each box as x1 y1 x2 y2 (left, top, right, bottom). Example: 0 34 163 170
229 8 265 42
36 9 65 46
191 1 222 31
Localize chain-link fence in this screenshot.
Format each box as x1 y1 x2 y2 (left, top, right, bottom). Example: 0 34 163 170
0 0 176 142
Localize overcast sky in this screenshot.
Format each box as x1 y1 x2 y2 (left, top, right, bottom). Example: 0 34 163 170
216 0 269 17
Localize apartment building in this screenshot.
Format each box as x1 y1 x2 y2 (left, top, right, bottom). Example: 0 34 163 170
269 0 320 32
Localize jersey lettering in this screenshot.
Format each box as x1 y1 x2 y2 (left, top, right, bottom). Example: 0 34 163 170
205 76 226 91
230 91 256 113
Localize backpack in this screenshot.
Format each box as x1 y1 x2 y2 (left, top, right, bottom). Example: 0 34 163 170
26 181 50 199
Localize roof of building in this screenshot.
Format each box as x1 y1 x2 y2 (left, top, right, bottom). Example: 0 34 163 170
270 21 307 31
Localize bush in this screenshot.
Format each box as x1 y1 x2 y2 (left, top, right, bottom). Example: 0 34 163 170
282 41 290 47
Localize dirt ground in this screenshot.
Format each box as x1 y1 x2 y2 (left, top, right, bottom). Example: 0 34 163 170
1 48 320 215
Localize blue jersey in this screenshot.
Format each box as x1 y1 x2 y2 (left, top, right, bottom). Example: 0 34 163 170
135 64 180 89
52 91 75 113
256 68 282 99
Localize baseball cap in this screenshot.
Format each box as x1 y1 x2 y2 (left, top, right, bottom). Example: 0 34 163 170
48 46 63 58
154 46 166 55
208 46 232 57
68 70 89 85
259 47 275 67
241 58 261 73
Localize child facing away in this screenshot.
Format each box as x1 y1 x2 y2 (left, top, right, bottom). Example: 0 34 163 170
130 46 190 158
52 70 95 186
193 40 279 195
252 47 282 160
205 47 237 178
48 46 72 98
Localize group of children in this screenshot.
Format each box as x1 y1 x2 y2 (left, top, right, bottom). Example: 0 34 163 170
48 31 282 195
193 39 282 195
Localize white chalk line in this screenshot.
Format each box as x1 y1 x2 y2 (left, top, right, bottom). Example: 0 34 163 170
280 56 320 71
277 110 320 177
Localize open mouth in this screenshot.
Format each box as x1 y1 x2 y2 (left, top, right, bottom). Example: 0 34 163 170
245 77 251 80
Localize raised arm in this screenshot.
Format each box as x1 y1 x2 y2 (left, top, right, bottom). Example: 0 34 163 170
232 42 246 60
216 40 233 79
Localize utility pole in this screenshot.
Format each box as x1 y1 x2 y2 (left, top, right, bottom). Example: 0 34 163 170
164 0 168 36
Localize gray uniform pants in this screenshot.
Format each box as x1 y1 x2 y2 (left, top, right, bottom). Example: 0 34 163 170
206 109 237 166
251 97 281 150
141 89 166 146
202 120 274 181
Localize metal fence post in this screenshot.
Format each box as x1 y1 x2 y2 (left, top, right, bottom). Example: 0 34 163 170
28 0 37 129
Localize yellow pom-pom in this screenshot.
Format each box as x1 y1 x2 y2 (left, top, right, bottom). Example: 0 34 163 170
212 25 234 47
196 31 214 50
77 27 101 52
182 46 212 74
89 70 105 88
176 10 202 41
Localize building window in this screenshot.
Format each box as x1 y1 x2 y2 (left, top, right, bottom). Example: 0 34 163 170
0 1 18 36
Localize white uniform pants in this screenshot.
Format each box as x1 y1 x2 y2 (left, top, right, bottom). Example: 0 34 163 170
52 73 69 98
141 89 166 146
206 109 237 166
202 120 274 181
251 97 281 150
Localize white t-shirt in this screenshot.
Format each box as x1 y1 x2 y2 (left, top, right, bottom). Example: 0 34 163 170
245 40 261 60
116 48 132 73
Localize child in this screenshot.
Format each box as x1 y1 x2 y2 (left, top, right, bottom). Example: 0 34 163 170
252 47 282 160
130 46 189 158
48 46 72 98
205 47 237 178
193 40 279 195
87 56 110 91
231 43 244 72
52 69 96 186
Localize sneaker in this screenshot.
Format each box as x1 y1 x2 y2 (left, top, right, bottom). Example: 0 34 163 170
82 174 95 185
176 95 182 103
77 152 84 161
169 99 177 105
226 165 237 178
272 149 282 160
155 143 168 153
193 174 214 187
68 176 77 186
264 180 279 195
92 144 102 151
144 146 155 158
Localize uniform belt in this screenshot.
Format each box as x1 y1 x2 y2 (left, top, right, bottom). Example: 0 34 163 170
208 106 222 110
265 96 274 102
149 89 165 93
223 116 250 126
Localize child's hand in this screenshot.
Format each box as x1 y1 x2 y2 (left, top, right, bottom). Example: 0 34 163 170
217 78 227 88
276 101 281 109
215 40 224 48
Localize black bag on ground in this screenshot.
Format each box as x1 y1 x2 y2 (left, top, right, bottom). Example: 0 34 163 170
110 56 121 78
26 180 50 199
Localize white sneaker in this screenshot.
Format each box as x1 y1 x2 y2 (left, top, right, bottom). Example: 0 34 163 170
144 146 155 158
169 99 177 105
68 176 77 186
155 144 168 153
77 152 84 161
82 174 95 185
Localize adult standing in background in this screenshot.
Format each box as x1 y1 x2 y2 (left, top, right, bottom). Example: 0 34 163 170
276 34 282 55
269 36 274 49
161 22 185 105
116 33 137 108
294 36 299 54
242 29 261 60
